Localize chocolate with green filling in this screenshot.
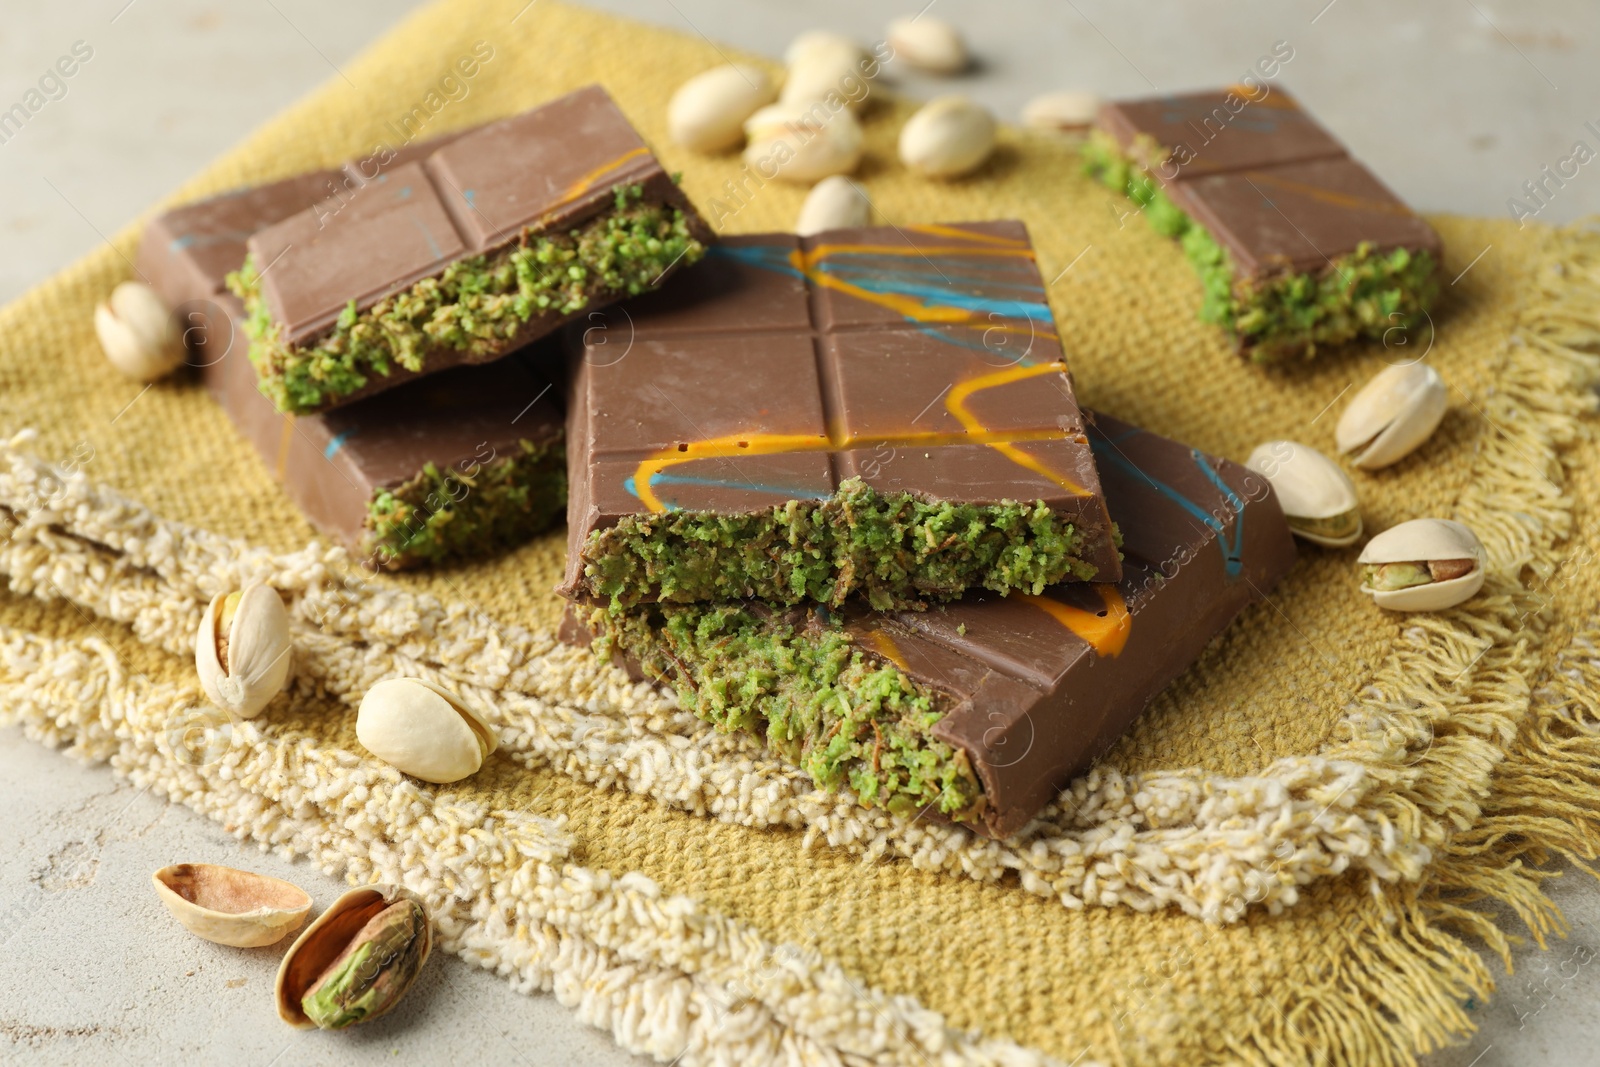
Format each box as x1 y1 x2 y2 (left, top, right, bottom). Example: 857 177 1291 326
135 161 567 570
231 84 711 415
559 222 1121 612
1086 86 1442 362
563 411 1297 838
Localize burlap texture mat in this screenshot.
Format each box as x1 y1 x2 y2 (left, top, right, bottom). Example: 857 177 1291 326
3 2 1600 1064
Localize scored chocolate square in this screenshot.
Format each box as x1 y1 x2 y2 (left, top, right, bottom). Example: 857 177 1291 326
561 221 1121 611
1098 85 1344 181
1166 156 1444 277
233 85 712 415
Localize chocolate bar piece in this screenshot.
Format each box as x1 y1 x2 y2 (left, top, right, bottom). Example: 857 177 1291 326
563 411 1297 838
1084 86 1441 362
560 222 1121 612
227 85 712 415
137 160 566 569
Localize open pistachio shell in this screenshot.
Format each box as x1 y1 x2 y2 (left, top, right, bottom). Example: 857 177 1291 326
1245 440 1362 548
276 884 432 1030
152 863 312 948
1358 518 1485 612
1335 363 1448 470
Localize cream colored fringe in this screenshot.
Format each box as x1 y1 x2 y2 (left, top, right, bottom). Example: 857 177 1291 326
0 223 1597 1065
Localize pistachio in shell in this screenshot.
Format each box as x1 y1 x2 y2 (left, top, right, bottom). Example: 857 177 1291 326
276 884 431 1030
152 863 312 948
1358 518 1486 612
1245 440 1362 548
1335 362 1448 470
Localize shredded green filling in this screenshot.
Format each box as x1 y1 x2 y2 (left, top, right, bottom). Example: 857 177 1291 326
364 438 565 568
581 477 1101 611
1083 130 1440 363
228 184 706 413
585 602 984 821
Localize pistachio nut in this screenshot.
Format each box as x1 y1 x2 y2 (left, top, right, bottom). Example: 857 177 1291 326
356 677 497 783
94 281 186 382
668 64 777 153
153 863 312 947
194 581 292 719
781 33 870 112
1358 518 1485 612
744 101 864 184
898 96 997 178
796 175 872 236
1021 90 1102 133
1335 362 1448 469
276 884 431 1030
886 15 968 74
1245 440 1362 548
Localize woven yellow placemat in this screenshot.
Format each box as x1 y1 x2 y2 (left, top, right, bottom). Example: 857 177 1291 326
3 2 1600 1063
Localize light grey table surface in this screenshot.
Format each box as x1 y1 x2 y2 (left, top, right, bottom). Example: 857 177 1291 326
1 2 1596 1065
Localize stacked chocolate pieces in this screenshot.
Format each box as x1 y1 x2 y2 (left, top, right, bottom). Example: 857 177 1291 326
137 85 704 567
558 223 1298 837
1086 86 1443 362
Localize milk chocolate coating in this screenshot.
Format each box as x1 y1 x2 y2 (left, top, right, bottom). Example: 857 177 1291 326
1096 87 1441 283
135 147 564 565
246 84 711 410
562 411 1297 838
560 222 1121 599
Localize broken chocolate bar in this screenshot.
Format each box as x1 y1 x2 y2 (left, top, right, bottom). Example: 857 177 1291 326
136 160 566 569
227 85 712 415
564 411 1297 838
560 221 1121 612
1084 86 1442 362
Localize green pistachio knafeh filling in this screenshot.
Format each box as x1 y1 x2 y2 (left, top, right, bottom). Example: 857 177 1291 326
228 184 705 414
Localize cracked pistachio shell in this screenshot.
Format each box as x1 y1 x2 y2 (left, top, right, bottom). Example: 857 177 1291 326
744 101 864 184
194 581 292 719
886 15 968 74
796 175 871 235
1246 440 1362 548
668 64 776 153
153 863 311 948
1335 363 1448 469
94 281 186 382
898 96 997 178
1358 518 1485 612
356 678 497 784
1021 90 1102 133
276 884 431 1030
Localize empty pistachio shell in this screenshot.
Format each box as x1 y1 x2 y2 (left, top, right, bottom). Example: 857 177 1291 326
744 102 864 183
1334 362 1448 469
796 176 872 235
94 281 186 382
194 581 293 719
153 863 312 947
886 15 968 74
668 64 777 153
782 32 870 111
357 678 497 783
1021 90 1102 133
276 884 431 1030
1246 440 1362 548
1358 518 1485 612
899 95 997 178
